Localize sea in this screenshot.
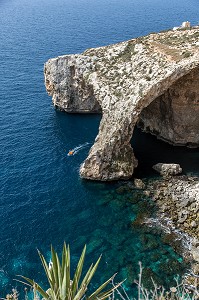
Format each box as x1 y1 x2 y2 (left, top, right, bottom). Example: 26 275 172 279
1 0 199 297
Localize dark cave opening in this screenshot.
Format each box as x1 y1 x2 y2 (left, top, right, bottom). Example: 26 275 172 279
131 126 199 178
130 67 199 178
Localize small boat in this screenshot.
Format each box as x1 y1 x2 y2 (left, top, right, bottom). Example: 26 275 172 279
68 150 74 156
67 142 90 156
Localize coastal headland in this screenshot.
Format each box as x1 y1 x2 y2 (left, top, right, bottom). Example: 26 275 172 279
44 27 199 283
44 26 199 181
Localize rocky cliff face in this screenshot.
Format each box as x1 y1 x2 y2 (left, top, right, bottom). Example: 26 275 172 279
44 27 199 180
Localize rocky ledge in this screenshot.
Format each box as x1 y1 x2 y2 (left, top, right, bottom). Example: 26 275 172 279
44 27 199 180
146 175 199 288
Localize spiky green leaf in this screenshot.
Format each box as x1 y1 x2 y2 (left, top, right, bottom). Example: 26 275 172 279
84 255 101 286
38 250 53 287
88 279 125 300
51 245 59 292
87 275 114 299
71 245 86 297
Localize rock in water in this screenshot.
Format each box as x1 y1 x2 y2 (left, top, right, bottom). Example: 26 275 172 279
44 27 199 181
152 163 182 176
134 178 146 189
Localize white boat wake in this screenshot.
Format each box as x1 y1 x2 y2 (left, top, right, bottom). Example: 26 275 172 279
67 142 90 156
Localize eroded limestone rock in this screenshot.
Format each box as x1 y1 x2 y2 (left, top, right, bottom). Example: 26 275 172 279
191 247 199 263
44 27 199 180
147 176 199 241
152 163 182 176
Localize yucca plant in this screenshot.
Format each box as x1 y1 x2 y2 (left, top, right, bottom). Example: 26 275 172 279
17 243 123 300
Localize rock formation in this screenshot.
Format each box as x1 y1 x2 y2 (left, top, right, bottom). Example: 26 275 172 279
147 176 199 242
152 163 182 176
44 27 199 180
144 175 199 286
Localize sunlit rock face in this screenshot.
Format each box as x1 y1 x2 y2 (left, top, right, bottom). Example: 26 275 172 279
44 55 101 113
44 28 199 180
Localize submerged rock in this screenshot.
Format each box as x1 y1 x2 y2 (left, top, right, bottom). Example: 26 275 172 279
44 27 199 181
134 178 146 189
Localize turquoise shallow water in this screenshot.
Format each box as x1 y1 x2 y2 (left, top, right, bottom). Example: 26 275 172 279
1 0 199 297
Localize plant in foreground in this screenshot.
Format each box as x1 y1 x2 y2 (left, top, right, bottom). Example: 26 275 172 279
16 243 123 300
3 260 199 300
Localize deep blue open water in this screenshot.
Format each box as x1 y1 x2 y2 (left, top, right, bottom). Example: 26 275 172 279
1 0 199 297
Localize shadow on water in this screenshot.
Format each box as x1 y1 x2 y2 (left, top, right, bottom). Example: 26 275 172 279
132 126 199 178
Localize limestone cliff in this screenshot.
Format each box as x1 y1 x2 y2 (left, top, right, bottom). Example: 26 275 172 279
44 27 199 180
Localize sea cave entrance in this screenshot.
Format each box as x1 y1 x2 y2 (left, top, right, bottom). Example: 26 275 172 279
131 126 199 178
131 67 199 178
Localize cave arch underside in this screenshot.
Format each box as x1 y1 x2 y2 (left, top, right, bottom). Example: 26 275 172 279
138 67 199 148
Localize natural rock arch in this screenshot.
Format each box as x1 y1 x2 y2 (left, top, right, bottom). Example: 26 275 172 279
44 28 199 180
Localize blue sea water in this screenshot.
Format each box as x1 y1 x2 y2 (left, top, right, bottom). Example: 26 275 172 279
1 0 199 297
